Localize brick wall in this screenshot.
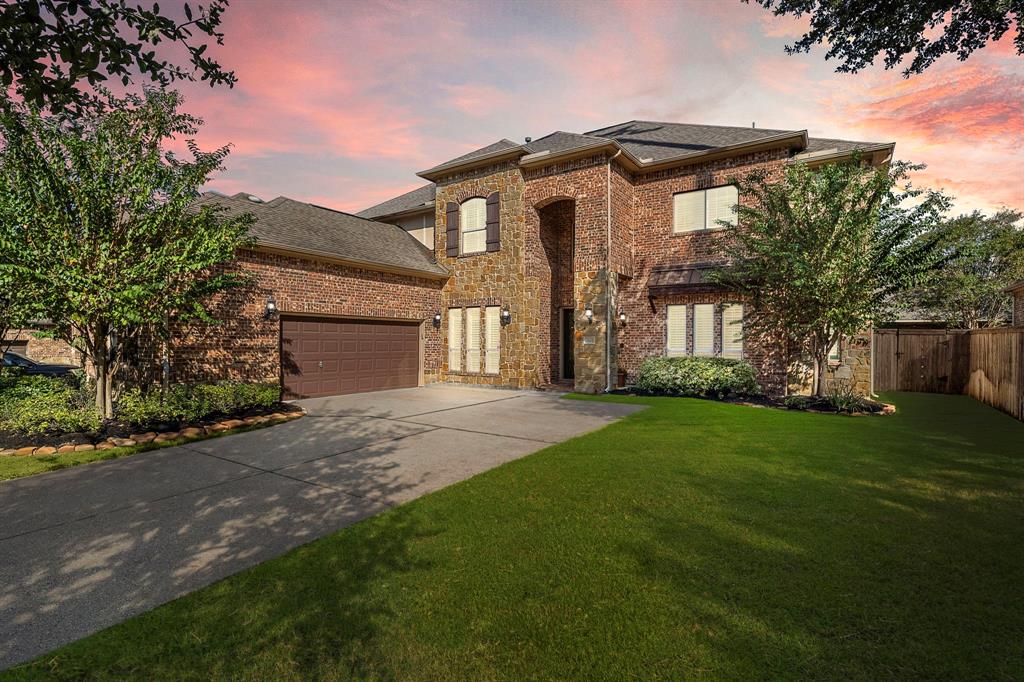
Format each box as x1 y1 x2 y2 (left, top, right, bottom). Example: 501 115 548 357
3 328 81 365
155 249 443 386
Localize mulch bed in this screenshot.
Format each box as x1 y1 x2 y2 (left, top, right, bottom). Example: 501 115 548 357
0 402 304 451
611 388 894 415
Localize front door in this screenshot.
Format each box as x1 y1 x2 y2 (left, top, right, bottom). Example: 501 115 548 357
560 308 575 381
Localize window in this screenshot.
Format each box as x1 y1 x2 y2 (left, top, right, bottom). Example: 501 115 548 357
722 304 744 358
693 304 715 356
666 305 687 357
828 339 842 365
484 306 500 374
460 198 487 254
448 308 462 371
465 307 481 373
396 213 435 249
673 185 738 233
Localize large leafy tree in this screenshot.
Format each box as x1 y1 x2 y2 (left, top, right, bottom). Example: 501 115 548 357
909 210 1024 328
0 0 236 112
0 89 254 417
748 0 1023 76
716 158 950 395
0 280 38 355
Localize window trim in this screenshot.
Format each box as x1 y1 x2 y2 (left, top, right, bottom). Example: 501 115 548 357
672 184 739 234
459 197 488 255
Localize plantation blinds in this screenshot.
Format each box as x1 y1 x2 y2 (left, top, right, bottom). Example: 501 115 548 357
666 305 687 357
460 198 487 254
484 306 500 374
673 185 738 232
465 307 481 373
722 304 744 358
447 308 462 372
693 304 715 356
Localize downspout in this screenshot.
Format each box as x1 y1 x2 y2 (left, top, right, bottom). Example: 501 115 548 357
605 150 622 393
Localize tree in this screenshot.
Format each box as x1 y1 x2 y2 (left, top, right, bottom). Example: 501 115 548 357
0 280 37 355
715 158 950 395
0 89 254 417
748 0 1023 76
908 210 1024 328
0 0 236 113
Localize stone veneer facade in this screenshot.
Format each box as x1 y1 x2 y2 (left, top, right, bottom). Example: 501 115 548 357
160 140 869 399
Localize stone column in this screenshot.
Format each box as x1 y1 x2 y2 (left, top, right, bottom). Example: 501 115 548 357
573 268 615 393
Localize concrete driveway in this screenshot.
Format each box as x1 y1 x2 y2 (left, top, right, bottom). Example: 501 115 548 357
0 385 642 669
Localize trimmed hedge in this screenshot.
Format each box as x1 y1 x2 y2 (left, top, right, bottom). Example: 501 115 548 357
116 381 280 426
634 357 762 399
0 373 100 435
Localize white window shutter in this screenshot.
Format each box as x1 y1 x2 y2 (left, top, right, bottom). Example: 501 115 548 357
465 307 481 373
484 306 500 374
666 305 687 356
722 304 743 358
448 309 462 372
673 191 706 233
706 185 738 228
461 198 487 253
694 304 715 356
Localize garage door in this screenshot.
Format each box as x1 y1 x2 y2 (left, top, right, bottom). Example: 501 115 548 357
281 317 420 399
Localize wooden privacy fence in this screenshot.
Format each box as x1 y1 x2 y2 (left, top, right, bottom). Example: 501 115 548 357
873 327 1024 420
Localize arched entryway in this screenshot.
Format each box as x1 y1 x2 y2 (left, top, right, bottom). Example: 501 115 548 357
536 199 575 384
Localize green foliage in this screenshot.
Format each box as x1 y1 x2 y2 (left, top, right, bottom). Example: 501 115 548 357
906 209 1024 328
0 0 236 113
824 378 867 414
748 0 1022 76
116 382 279 426
0 373 100 435
0 89 255 417
634 357 762 399
783 395 810 410
714 157 950 394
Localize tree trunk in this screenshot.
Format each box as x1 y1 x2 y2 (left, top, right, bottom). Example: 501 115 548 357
813 354 827 397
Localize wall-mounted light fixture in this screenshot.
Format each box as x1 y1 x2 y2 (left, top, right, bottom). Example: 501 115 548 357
264 296 278 320
432 312 442 328
501 306 512 326
618 311 628 326
584 305 594 324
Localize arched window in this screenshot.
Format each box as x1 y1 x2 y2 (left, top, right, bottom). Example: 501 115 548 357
460 197 487 254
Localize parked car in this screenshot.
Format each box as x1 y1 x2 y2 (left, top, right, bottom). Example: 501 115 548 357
2 352 78 377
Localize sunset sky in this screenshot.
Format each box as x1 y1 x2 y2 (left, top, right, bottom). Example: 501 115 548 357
174 0 1023 215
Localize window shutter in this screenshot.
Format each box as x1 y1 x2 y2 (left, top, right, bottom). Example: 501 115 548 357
722 304 743 358
673 191 705 233
706 185 739 228
666 305 687 357
485 192 500 252
694 304 715 356
484 306 500 373
448 308 462 371
465 307 481 373
445 202 459 257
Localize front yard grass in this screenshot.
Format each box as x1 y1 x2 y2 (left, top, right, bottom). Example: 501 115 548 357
8 392 1023 679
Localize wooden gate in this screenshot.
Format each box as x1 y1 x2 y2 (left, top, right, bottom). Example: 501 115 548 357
873 329 969 394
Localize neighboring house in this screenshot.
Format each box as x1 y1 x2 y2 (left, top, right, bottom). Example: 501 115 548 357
2 321 81 366
1007 280 1024 326
171 120 892 399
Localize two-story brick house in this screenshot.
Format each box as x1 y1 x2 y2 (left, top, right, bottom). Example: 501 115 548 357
170 120 892 399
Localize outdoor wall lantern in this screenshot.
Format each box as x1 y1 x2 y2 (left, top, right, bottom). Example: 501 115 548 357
433 312 442 328
264 296 278 320
619 310 628 326
501 306 512 326
584 305 594 323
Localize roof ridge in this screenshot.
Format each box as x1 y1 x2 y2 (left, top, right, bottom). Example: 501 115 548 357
586 119 795 134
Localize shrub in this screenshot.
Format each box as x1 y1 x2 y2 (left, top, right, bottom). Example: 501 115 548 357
784 395 811 410
634 357 762 399
825 378 867 414
116 381 280 426
0 374 101 434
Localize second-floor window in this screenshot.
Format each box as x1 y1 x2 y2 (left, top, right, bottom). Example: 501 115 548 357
460 197 487 254
673 185 738 233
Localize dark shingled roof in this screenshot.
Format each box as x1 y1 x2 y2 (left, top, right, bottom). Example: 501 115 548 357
647 263 723 294
586 120 799 162
356 183 435 219
523 131 609 156
197 192 447 277
419 138 522 176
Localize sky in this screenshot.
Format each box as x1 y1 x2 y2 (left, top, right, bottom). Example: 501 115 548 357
170 0 1023 215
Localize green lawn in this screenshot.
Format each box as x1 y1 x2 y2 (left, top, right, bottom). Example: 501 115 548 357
8 393 1023 680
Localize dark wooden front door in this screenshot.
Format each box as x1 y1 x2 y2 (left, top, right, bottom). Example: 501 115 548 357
281 317 420 399
561 308 575 381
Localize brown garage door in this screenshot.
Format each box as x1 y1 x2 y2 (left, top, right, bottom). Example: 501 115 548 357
281 317 420 399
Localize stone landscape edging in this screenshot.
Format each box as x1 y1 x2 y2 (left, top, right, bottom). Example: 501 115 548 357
0 409 305 457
